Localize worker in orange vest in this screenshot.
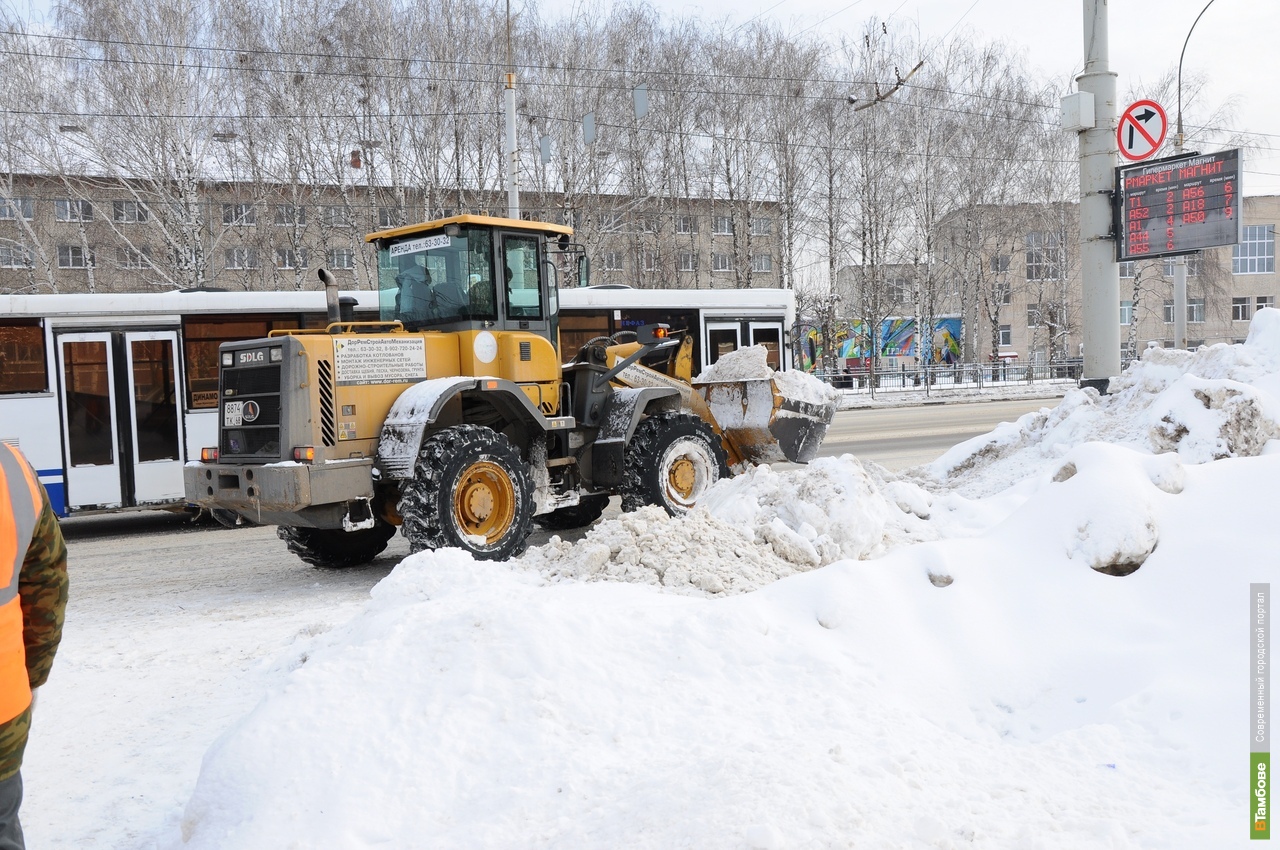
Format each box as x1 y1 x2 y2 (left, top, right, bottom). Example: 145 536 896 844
0 444 68 849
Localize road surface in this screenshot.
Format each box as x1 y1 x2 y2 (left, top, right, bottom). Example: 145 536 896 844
815 397 1057 470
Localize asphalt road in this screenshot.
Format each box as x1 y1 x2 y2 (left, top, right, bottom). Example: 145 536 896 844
814 397 1060 470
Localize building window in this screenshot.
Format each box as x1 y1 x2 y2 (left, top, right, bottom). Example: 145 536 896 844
1025 231 1064 281
751 254 772 274
675 215 695 234
274 204 306 227
112 200 149 224
377 207 399 229
55 199 93 223
322 206 352 228
1027 304 1043 327
1259 296 1276 312
1163 254 1200 276
601 251 623 271
990 254 1011 273
222 203 256 226
1162 300 1174 324
0 198 33 221
0 244 31 268
224 247 259 270
678 252 696 272
1118 260 1134 278
640 250 657 272
328 248 355 269
995 282 1011 305
887 278 910 302
57 245 93 268
999 324 1012 346
1234 225 1275 274
275 247 307 270
1120 300 1133 325
1232 297 1251 321
1188 298 1205 323
637 216 658 234
751 217 772 236
116 245 151 269
712 215 733 236
712 252 733 272
598 212 622 232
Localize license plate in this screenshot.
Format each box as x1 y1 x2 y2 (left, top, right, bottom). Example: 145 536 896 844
224 401 244 426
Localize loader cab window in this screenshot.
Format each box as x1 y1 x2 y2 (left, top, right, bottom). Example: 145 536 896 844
377 227 496 329
502 234 543 321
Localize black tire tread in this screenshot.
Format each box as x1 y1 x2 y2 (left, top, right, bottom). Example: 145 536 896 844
277 521 396 568
399 424 535 561
620 412 730 515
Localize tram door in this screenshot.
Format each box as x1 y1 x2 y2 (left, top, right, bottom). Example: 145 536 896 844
56 330 186 511
704 322 741 370
749 322 784 370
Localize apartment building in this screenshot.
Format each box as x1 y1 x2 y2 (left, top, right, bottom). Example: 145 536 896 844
0 175 783 295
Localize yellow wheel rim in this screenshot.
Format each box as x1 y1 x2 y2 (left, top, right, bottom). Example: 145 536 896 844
667 456 698 501
453 461 516 544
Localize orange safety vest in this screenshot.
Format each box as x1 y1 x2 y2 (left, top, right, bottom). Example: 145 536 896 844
0 444 41 724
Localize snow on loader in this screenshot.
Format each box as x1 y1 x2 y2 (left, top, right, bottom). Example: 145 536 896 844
185 214 834 567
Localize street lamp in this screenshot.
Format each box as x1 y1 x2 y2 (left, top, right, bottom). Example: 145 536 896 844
1175 0 1218 150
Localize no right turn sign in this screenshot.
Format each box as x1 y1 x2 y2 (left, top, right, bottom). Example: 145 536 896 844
1117 99 1168 162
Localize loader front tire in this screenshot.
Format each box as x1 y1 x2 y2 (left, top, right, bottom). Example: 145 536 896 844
621 412 730 516
399 425 535 561
533 494 610 531
278 521 396 568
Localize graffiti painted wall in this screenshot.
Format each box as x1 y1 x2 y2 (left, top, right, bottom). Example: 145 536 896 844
793 315 963 371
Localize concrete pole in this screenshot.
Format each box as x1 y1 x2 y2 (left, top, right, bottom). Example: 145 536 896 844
1077 0 1121 391
504 74 520 220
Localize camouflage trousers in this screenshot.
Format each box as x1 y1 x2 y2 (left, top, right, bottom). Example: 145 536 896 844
0 772 22 850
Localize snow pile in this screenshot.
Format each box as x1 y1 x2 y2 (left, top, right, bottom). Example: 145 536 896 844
167 444 1268 847
523 458 943 594
926 308 1280 497
696 344 839 407
695 344 772 381
158 313 1280 848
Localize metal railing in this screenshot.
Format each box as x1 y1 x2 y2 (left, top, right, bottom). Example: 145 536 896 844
812 360 1083 395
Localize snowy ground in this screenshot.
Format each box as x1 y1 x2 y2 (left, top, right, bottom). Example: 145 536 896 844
28 316 1280 848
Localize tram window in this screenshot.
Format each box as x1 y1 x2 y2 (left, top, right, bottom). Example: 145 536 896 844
559 313 610 359
0 320 48 394
130 338 180 462
182 314 303 409
63 341 113 466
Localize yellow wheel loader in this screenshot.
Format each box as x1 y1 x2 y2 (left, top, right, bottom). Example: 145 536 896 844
184 215 835 565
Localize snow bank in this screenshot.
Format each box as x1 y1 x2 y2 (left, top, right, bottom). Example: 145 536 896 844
926 308 1280 496
164 315 1280 848
169 445 1264 848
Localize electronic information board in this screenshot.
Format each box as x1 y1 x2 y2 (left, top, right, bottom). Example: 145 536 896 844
1115 148 1241 261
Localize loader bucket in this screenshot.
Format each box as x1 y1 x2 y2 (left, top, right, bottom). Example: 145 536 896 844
694 378 837 465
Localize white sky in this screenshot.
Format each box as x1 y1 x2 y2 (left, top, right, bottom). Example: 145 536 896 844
625 0 1280 196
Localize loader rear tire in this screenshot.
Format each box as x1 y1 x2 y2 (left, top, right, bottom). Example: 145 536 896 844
399 425 535 561
533 494 610 531
621 412 730 516
278 521 396 568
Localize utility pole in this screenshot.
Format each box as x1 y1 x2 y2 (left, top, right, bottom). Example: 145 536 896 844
503 0 520 220
1074 0 1121 392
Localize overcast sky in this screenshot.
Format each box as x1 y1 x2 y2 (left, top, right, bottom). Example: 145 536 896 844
599 0 1280 196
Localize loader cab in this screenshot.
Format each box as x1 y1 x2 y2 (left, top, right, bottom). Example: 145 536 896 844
366 215 573 348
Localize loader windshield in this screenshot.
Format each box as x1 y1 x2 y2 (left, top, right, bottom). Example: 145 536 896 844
377 227 496 329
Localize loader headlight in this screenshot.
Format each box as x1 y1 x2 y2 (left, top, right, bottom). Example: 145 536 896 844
222 352 233 367
270 347 283 362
